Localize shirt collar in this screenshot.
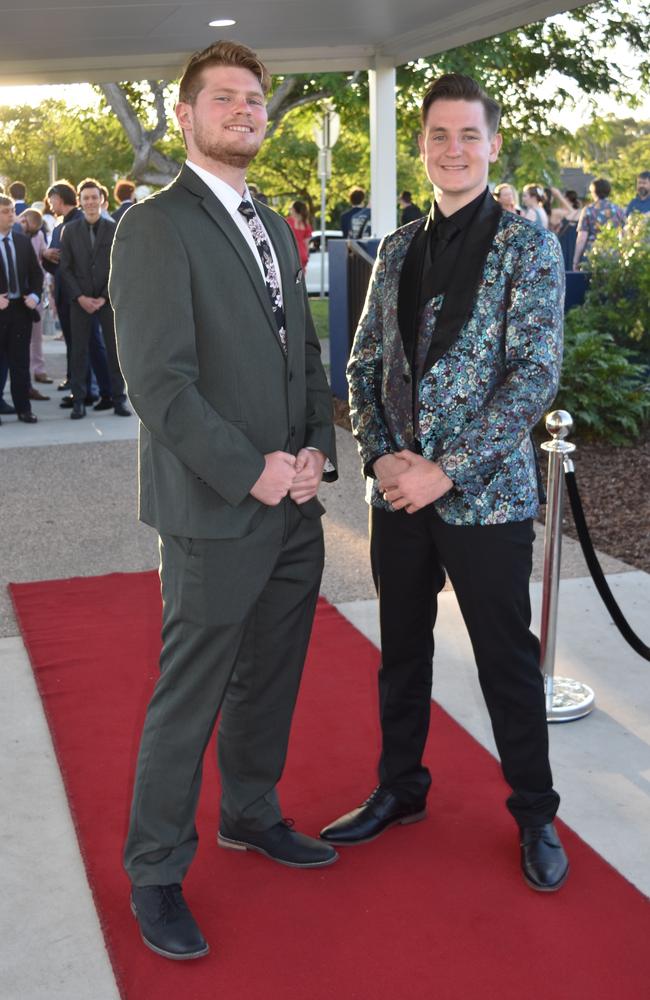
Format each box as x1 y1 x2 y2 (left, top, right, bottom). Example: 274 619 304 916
186 159 253 216
432 187 488 235
2 230 14 243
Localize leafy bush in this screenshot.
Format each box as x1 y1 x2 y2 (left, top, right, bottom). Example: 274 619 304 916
570 214 650 361
554 329 650 444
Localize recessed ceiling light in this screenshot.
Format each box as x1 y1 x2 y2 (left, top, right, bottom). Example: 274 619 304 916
209 18 236 27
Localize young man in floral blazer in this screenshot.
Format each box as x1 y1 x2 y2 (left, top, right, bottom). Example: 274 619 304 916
320 74 569 893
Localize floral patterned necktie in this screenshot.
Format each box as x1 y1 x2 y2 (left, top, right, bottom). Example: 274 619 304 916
237 200 287 354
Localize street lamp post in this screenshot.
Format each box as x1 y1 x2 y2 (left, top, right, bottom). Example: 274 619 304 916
312 106 340 298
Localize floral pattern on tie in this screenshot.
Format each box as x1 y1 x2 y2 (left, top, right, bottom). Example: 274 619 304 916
347 212 565 526
238 200 287 352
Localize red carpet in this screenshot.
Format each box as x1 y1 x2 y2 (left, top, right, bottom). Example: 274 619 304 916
10 572 650 1000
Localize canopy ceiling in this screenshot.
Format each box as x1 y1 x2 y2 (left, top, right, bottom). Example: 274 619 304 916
1 0 586 85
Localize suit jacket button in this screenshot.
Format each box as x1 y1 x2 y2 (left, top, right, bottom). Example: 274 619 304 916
288 370 294 381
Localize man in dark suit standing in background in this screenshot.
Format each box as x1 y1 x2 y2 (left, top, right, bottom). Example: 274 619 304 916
42 181 82 392
110 40 337 962
0 194 43 425
59 178 130 420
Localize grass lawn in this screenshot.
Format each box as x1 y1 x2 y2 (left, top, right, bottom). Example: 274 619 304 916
308 297 329 340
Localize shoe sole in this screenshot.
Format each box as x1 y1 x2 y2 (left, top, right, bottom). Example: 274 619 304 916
321 809 427 846
522 863 570 892
217 832 339 868
130 901 209 960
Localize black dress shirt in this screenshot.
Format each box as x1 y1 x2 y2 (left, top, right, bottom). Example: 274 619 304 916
422 187 488 302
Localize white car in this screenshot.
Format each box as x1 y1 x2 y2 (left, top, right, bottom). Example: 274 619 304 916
305 229 343 295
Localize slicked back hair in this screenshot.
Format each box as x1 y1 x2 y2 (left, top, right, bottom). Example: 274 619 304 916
47 181 77 206
421 74 501 136
178 40 271 106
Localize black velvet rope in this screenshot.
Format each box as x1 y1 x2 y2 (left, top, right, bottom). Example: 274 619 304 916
564 469 650 661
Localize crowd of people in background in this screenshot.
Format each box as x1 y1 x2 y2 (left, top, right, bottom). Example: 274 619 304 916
0 175 152 426
1 165 648 427
491 171 649 270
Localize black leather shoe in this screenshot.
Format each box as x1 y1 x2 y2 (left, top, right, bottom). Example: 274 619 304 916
113 401 132 417
57 379 70 391
61 393 98 408
18 411 38 424
520 823 569 892
130 884 209 961
0 400 16 415
71 402 86 420
93 396 114 411
218 819 338 868
319 786 427 845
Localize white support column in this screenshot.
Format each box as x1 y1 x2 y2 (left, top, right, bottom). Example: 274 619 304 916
368 56 397 238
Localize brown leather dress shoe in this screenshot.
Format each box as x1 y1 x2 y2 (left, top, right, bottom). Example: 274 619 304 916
29 387 51 401
34 373 53 384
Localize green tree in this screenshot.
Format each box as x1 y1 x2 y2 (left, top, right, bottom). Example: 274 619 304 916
0 99 132 201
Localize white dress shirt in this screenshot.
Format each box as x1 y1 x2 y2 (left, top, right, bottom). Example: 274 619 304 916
185 160 284 303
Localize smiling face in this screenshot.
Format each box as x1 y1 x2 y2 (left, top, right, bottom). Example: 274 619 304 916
79 185 102 224
418 99 502 213
176 64 268 176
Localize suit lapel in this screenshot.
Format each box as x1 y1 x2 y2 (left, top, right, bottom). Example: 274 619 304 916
422 191 503 371
397 215 430 368
177 166 280 347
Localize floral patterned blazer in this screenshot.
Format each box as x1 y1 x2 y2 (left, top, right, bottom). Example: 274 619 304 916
347 199 565 526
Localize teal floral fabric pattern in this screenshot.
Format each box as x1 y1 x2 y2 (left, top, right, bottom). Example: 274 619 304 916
347 213 565 525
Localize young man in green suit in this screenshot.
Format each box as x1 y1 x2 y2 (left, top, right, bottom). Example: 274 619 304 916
110 40 338 962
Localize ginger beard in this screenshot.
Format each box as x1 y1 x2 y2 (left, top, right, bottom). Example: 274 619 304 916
191 113 264 169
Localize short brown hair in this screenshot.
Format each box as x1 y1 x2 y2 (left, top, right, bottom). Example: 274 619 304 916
77 177 103 196
178 40 271 105
421 74 501 136
592 178 611 200
114 179 135 202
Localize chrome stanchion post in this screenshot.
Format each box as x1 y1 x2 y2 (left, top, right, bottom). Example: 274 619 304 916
540 410 596 722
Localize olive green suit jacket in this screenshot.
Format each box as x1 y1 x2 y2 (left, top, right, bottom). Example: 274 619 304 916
109 165 336 539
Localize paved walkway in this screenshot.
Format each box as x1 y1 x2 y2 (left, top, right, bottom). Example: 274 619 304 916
1 338 649 998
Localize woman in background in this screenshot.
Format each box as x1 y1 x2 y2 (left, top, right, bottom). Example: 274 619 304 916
521 184 549 229
286 200 313 271
493 183 520 214
549 188 581 269
19 208 52 389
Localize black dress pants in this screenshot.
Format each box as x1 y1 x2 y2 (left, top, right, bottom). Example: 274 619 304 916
0 300 33 415
370 504 559 828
